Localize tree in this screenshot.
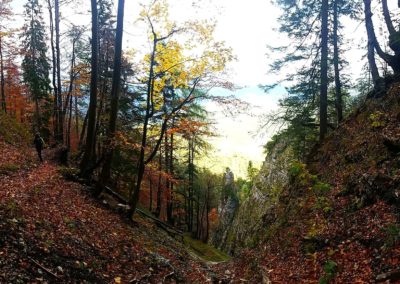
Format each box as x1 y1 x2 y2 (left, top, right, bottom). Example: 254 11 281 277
127 0 233 217
319 0 329 141
363 0 382 91
80 0 99 176
55 0 63 143
0 0 13 113
98 0 125 194
21 0 51 134
364 0 400 75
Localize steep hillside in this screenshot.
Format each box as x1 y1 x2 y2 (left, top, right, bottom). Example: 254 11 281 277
0 120 227 283
213 82 400 283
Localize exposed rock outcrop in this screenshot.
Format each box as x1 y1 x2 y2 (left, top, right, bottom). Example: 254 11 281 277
210 168 239 252
213 143 294 255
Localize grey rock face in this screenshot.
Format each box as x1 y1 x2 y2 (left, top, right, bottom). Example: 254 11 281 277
211 168 239 252
212 143 293 255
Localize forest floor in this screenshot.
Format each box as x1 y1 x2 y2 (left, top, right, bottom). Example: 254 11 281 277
0 139 234 283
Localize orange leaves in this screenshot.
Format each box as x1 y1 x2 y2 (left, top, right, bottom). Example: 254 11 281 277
175 118 213 138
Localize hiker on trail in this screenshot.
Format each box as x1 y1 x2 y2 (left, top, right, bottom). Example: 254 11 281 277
33 133 45 162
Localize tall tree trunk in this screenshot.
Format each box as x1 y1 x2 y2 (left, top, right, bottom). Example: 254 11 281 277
128 37 157 217
34 98 42 132
319 0 329 141
149 177 153 212
333 0 343 124
55 0 63 143
67 91 73 149
363 0 400 75
98 0 125 193
75 91 79 140
47 0 58 139
80 0 99 177
63 39 76 125
363 0 382 91
0 36 6 113
205 184 210 242
166 129 174 224
155 147 163 218
381 0 396 36
79 111 89 149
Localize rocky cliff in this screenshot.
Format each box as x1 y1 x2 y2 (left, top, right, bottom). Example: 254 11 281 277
213 143 294 255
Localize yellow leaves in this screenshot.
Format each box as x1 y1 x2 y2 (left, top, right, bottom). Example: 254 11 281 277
114 277 122 283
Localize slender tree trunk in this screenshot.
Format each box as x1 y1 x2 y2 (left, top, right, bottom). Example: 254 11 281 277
363 0 400 74
98 0 125 193
166 129 174 224
319 0 329 141
0 36 6 113
363 0 382 91
47 0 58 139
155 146 163 218
128 38 157 217
205 185 210 242
79 111 88 148
333 0 343 124
55 0 63 143
63 39 76 124
34 98 42 132
80 0 98 177
67 91 73 149
381 0 396 36
75 92 79 140
149 177 153 212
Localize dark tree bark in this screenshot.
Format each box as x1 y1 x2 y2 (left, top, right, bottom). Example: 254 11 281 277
333 0 343 124
166 128 174 224
67 88 73 149
98 0 125 194
149 177 153 212
319 0 329 141
80 0 99 177
79 111 88 149
363 0 400 75
55 0 63 143
75 93 79 140
128 36 156 217
0 36 5 113
363 0 382 91
155 146 163 218
47 0 58 138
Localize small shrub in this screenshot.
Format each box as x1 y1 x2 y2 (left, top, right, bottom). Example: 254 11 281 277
0 163 19 175
319 260 338 284
369 111 386 128
58 167 80 180
383 224 400 248
312 181 331 194
313 196 333 214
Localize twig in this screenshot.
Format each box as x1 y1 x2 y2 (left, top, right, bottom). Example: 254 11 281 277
163 271 175 282
129 272 152 283
28 256 61 279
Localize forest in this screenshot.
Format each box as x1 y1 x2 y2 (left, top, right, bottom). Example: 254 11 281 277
0 0 399 283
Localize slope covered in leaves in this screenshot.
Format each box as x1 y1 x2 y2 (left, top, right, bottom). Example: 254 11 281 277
0 135 222 283
213 83 400 283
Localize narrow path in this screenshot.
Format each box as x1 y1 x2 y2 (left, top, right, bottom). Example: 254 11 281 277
0 144 222 283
